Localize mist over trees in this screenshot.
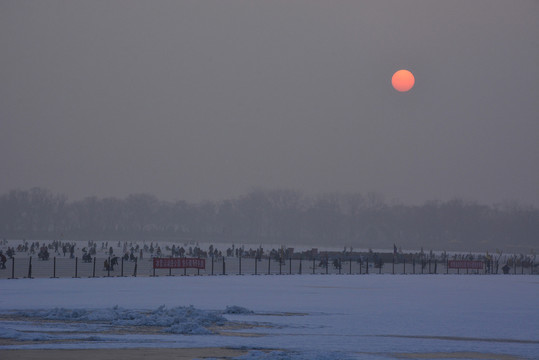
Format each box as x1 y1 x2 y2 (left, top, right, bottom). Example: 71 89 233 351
0 187 537 252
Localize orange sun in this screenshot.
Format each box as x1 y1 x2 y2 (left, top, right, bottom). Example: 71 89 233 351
391 69 415 92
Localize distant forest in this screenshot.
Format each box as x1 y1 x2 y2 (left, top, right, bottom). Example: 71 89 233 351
0 188 537 253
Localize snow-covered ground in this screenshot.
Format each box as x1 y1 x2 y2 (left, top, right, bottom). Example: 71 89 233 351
1 275 538 359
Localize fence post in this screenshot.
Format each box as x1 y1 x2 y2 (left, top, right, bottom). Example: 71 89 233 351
279 256 282 275
289 257 292 275
211 255 214 275
93 257 96 278
255 257 258 275
11 257 15 279
392 256 395 275
222 256 226 275
108 257 111 277
27 256 32 278
312 258 315 275
359 258 362 275
349 258 352 275
133 258 137 277
434 260 437 274
268 256 271 275
403 258 406 274
366 259 369 274
326 257 329 275
74 257 79 278
379 261 382 274
121 257 125 277
239 253 242 275
197 257 200 276
52 257 57 278
299 256 302 275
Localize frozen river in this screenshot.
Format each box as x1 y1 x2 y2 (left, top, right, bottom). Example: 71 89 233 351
1 274 538 359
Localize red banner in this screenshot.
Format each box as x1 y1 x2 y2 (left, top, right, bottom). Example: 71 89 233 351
153 257 205 269
448 260 484 269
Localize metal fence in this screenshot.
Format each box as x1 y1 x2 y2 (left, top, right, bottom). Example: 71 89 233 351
0 255 536 279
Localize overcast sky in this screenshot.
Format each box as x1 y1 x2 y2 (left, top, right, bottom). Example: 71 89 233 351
1 1 538 206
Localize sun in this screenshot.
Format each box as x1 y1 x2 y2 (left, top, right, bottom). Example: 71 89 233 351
391 69 415 92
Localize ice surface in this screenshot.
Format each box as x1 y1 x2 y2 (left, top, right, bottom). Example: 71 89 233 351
0 274 538 359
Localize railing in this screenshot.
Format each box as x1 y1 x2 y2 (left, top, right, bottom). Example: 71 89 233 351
0 256 535 279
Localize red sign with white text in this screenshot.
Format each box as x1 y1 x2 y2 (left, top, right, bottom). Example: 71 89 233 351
153 257 205 269
448 260 483 269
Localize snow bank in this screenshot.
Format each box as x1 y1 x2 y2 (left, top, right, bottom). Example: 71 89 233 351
11 305 228 335
223 305 254 315
0 326 110 342
0 327 55 342
230 350 359 360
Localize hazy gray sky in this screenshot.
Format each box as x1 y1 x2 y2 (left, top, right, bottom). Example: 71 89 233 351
2 1 538 205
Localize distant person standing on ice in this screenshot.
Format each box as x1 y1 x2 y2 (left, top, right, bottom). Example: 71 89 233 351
0 251 6 269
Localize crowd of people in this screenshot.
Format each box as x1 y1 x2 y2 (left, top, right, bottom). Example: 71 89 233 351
0 239 535 275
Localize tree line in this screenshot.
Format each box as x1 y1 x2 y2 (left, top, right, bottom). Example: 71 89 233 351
0 187 537 253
